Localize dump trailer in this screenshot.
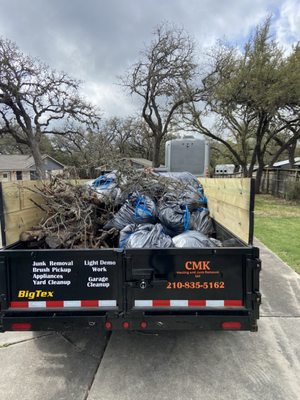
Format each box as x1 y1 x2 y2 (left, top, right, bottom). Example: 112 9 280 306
0 178 261 332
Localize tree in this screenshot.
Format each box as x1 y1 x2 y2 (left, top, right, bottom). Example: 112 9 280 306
51 129 113 177
0 38 100 177
0 131 57 157
122 23 199 167
0 129 28 154
184 18 300 192
101 117 136 156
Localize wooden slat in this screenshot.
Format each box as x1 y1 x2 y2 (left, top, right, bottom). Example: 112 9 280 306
1 181 45 245
5 208 45 245
1 183 22 213
20 181 46 210
1 179 90 245
199 178 252 243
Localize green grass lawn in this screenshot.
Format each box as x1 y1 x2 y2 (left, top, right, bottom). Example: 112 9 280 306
255 195 300 274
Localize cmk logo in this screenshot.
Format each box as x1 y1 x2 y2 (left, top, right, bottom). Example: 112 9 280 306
185 261 211 271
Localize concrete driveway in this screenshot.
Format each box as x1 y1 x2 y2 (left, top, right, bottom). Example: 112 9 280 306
0 240 299 400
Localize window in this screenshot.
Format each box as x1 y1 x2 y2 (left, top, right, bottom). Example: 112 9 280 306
1 172 10 181
30 171 38 180
16 171 23 180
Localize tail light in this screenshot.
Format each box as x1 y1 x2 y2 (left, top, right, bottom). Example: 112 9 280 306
222 321 241 330
11 323 32 331
122 321 129 329
140 321 147 329
104 321 112 330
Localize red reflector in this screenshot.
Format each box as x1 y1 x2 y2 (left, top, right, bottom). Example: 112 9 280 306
10 301 28 308
122 321 129 329
222 322 242 330
81 300 98 307
188 300 206 307
46 301 64 308
140 321 147 329
224 300 243 307
11 323 32 331
105 321 112 330
153 300 170 307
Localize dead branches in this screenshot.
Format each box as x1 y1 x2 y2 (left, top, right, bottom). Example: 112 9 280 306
23 176 116 249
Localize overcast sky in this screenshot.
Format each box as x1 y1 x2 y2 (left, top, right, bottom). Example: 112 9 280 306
0 0 299 118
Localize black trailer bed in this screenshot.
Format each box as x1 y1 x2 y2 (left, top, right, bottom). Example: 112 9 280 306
0 225 261 332
0 177 261 332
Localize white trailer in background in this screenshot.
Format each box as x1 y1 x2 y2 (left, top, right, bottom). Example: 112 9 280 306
165 138 209 176
215 164 236 175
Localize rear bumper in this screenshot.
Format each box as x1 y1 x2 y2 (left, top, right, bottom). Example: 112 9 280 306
1 312 258 332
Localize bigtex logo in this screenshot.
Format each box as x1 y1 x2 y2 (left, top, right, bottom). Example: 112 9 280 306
185 261 211 271
18 290 54 300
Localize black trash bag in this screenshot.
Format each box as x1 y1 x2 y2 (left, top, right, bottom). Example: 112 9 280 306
87 172 124 204
190 209 215 236
222 238 241 247
118 224 138 248
209 237 223 247
158 202 191 237
179 185 207 211
172 231 216 248
155 171 202 190
104 192 157 230
125 223 173 249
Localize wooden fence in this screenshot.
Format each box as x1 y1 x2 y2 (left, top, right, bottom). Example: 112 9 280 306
260 168 299 197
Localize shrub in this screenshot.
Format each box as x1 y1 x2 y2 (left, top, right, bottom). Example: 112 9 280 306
285 180 300 201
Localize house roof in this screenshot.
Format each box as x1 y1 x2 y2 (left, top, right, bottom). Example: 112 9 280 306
123 157 153 167
95 157 163 171
272 157 300 167
120 157 165 168
0 154 65 171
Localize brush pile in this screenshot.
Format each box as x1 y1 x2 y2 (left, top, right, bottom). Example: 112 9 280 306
20 168 220 249
21 176 118 249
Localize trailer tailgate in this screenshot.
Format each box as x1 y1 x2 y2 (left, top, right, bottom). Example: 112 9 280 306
0 249 122 311
125 248 259 311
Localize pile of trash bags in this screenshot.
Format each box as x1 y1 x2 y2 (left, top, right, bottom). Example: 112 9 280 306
87 171 223 249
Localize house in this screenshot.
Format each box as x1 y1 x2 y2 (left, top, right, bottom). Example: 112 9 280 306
0 154 64 182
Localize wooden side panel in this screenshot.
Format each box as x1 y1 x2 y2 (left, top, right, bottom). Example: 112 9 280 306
1 181 45 245
199 178 253 244
0 179 89 246
5 208 45 245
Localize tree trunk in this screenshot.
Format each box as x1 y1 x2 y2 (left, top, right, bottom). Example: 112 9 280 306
241 163 248 177
255 163 265 194
288 141 297 168
248 145 258 177
29 138 45 179
152 136 161 168
255 147 265 194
